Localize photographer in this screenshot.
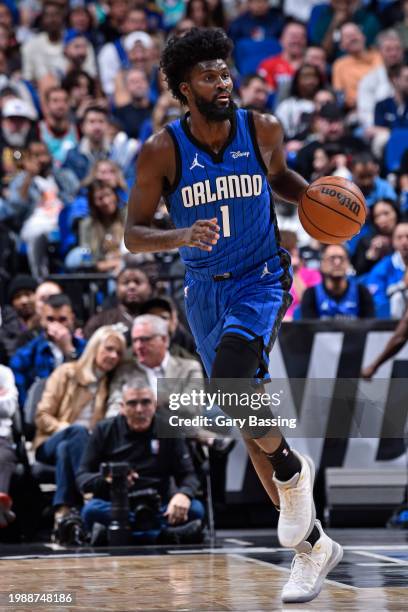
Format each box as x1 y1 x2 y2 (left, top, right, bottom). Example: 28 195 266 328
77 383 205 544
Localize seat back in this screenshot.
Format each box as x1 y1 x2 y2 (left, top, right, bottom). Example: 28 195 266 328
384 128 408 172
233 38 281 76
23 378 47 441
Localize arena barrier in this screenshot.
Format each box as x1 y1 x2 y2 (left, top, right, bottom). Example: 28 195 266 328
226 320 408 512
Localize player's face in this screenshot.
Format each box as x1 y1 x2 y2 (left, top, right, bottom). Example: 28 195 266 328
186 60 234 121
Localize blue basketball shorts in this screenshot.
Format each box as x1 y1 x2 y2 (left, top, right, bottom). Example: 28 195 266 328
184 256 293 381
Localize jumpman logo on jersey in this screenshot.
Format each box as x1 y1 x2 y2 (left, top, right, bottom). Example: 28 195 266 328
261 262 272 277
190 153 205 171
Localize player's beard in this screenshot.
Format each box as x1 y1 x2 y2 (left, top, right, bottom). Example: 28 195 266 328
194 93 234 122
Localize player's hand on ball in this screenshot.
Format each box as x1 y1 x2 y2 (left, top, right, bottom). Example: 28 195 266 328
183 217 220 251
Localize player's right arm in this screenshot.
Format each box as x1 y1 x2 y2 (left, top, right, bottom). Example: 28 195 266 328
361 312 408 379
124 130 220 254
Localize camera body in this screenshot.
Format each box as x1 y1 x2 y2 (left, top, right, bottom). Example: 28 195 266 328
128 488 162 531
100 462 162 545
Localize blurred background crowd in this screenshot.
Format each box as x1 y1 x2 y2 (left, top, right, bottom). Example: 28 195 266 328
1 0 408 542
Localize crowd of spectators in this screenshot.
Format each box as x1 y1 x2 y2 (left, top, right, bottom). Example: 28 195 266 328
2 0 408 541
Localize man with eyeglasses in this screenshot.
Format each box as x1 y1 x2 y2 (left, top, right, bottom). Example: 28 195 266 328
77 383 205 543
10 293 86 407
300 244 374 319
107 313 203 416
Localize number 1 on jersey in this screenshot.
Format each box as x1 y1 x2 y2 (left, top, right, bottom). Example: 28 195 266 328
220 205 231 238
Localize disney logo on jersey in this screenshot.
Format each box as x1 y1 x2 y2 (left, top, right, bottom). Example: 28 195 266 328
181 174 263 207
231 151 250 159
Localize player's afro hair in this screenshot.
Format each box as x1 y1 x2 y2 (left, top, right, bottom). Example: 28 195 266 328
160 28 233 105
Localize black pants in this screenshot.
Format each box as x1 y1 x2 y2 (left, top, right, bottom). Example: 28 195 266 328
0 437 17 493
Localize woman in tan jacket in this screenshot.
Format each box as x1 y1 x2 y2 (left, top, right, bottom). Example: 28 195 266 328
34 325 126 522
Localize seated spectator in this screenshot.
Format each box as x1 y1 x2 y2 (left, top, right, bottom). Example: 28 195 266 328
60 160 128 258
84 263 153 340
351 152 397 209
139 296 197 358
228 0 283 46
0 21 20 74
107 314 203 416
0 364 18 527
275 63 324 140
14 280 64 349
303 46 328 81
63 105 138 183
332 22 382 111
77 383 204 544
0 97 37 190
61 70 99 124
185 0 212 27
301 243 374 319
33 325 125 527
280 231 321 320
10 293 86 408
357 28 403 132
294 102 367 181
352 199 400 276
82 159 127 200
113 68 153 139
138 91 182 143
239 74 269 112
98 10 150 97
0 275 37 360
308 0 380 62
6 140 79 279
21 2 66 83
310 142 351 182
257 22 307 93
66 6 105 54
99 0 131 45
68 181 125 274
363 221 408 318
372 63 408 157
39 87 78 166
62 30 97 78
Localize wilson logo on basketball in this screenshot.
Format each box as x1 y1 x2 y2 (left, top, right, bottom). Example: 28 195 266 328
320 187 360 217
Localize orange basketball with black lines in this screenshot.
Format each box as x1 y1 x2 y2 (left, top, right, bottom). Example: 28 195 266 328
299 176 367 244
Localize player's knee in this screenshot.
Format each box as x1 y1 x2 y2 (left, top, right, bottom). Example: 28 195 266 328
211 334 262 379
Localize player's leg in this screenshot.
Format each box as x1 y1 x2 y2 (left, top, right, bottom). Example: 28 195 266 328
211 333 316 548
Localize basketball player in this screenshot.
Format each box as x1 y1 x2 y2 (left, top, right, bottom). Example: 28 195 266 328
125 28 342 603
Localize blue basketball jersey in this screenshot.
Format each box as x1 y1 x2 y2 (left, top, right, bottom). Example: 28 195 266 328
165 108 283 279
314 280 360 319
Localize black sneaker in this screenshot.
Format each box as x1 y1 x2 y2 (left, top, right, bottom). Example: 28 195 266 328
160 519 204 545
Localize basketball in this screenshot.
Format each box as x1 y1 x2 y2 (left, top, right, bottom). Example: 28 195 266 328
299 176 367 244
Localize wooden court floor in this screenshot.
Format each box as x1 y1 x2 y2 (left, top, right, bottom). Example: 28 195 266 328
2 537 408 612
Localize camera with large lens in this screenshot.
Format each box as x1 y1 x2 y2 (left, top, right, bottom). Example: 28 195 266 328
54 509 87 546
128 488 162 531
100 461 131 546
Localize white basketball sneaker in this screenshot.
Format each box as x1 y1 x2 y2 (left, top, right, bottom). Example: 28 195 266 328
281 520 344 603
273 450 316 548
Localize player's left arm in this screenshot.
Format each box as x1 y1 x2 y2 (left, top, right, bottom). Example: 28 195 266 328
253 112 308 206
